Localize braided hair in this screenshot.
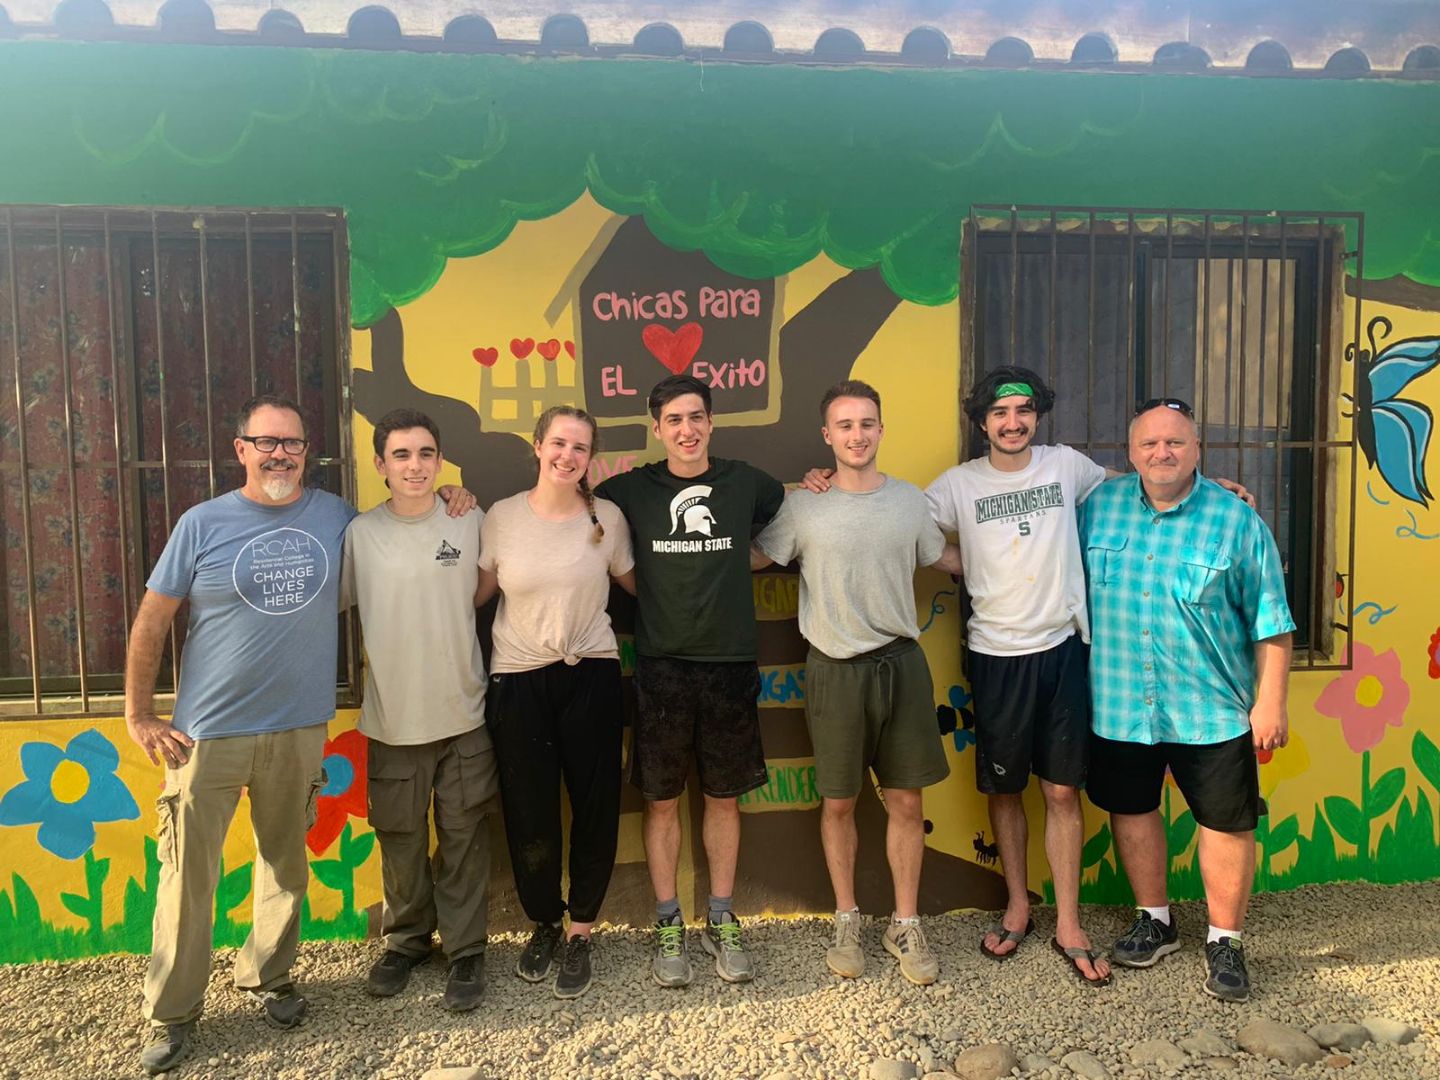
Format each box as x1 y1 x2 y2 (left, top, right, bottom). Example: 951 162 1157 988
533 405 604 544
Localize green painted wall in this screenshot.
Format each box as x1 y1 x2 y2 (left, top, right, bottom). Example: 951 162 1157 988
1 43 1437 326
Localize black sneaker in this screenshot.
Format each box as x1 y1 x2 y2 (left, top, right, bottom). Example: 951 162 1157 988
1203 937 1251 1002
140 1021 194 1075
443 954 485 1012
1111 910 1181 968
516 922 564 983
244 984 308 1029
554 935 593 1000
366 949 428 997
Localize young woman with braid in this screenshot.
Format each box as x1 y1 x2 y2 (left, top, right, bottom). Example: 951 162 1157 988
476 406 636 999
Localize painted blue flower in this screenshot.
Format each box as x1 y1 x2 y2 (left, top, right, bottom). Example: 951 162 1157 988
0 729 140 859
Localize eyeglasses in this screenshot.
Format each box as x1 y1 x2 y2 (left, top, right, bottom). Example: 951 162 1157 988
238 435 310 454
1134 398 1194 418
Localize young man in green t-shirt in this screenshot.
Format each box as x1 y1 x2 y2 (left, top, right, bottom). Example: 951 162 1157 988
596 374 784 987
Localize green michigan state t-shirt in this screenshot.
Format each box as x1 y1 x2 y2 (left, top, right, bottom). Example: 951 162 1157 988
598 457 784 662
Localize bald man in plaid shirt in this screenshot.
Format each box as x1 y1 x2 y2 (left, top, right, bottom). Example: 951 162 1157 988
1080 398 1295 1004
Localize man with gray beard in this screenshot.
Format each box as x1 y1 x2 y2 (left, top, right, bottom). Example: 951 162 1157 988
124 394 472 1073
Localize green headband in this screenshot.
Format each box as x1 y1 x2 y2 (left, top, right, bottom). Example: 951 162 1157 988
993 382 1034 400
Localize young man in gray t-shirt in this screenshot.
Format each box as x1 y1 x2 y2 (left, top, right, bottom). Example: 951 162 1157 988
753 380 960 986
341 408 495 1013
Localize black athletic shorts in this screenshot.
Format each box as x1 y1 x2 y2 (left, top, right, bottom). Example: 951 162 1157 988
631 656 768 801
1086 730 1262 834
967 632 1090 795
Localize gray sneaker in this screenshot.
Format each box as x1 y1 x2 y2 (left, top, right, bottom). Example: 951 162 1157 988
244 984 308 1029
140 1021 194 1075
701 911 756 983
827 910 865 978
883 918 939 986
652 912 693 987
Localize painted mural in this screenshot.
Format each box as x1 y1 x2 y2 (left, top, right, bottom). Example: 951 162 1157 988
0 43 1439 963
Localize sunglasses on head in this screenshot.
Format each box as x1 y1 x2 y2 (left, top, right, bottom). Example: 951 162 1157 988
1134 398 1194 418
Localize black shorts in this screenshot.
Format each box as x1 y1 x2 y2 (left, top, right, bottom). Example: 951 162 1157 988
1086 730 1262 834
631 656 768 801
967 633 1089 795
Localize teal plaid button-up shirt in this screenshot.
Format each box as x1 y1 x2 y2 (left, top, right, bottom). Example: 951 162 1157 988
1080 473 1296 746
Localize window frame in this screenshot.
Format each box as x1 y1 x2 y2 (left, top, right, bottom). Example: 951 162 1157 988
0 205 358 718
962 205 1362 669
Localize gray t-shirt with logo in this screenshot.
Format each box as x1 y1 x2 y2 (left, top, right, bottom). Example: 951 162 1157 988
147 487 357 740
342 498 486 746
755 477 945 660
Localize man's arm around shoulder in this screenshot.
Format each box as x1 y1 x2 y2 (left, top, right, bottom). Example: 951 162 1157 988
124 590 194 768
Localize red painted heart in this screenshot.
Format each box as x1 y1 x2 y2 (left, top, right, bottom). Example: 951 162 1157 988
538 338 561 361
564 340 576 358
472 347 498 367
641 322 704 375
510 337 535 359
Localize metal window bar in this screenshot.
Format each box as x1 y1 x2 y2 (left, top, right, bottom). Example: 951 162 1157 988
0 206 353 717
966 204 1361 670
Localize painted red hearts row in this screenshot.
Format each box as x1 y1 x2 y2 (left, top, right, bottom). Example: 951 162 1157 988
473 339 575 366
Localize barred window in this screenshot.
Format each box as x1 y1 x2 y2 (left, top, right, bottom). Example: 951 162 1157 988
965 206 1360 665
0 207 354 716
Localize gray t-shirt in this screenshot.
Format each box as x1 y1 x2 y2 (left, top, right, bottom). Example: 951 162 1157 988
147 488 356 740
755 477 945 660
342 498 486 746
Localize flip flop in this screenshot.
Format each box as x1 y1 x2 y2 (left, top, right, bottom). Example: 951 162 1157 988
1050 938 1113 987
979 917 1034 961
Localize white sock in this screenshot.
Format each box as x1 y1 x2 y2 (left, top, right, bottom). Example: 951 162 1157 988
1207 925 1242 944
892 913 920 926
836 906 859 918
1141 905 1172 926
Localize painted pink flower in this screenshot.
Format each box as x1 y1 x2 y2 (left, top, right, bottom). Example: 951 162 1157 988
1315 643 1410 753
1428 626 1440 680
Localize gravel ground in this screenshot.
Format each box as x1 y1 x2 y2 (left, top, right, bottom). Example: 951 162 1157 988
2 881 1437 1080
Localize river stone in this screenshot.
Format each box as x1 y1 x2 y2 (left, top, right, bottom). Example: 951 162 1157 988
1307 1023 1372 1050
762 1073 802 1080
1020 1053 1058 1073
870 1060 919 1080
1361 1017 1421 1044
419 1070 486 1080
1180 1030 1236 1056
1236 1020 1325 1066
1130 1039 1186 1067
952 1043 1018 1080
1325 1054 1353 1068
922 1074 958 1080
1204 1059 1238 1072
1060 1050 1112 1079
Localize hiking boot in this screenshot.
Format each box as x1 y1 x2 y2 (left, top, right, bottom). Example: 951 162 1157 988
701 911 755 983
827 910 865 978
1112 911 1181 968
245 984 308 1029
554 934 593 1000
883 918 939 986
366 949 427 997
1203 937 1251 1002
140 1021 193 1075
443 954 485 1012
652 912 693 988
516 922 564 983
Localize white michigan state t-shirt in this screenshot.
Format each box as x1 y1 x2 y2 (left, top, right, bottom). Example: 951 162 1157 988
925 444 1106 657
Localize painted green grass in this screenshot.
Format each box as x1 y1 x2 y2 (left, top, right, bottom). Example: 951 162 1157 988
0 822 374 964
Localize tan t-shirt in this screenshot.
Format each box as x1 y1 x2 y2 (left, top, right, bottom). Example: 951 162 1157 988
480 493 634 674
342 498 486 745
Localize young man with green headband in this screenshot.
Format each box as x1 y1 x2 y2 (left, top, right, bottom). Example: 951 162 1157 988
922 366 1113 986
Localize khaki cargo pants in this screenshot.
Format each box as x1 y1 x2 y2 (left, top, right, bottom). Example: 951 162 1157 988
368 726 497 961
142 724 327 1027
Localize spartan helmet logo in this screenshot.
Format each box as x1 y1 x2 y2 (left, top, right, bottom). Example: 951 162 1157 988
669 484 717 536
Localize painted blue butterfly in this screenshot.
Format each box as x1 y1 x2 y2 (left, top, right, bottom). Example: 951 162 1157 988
1345 316 1440 507
937 684 977 752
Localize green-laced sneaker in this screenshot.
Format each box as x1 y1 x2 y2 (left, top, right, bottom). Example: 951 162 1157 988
701 910 755 983
652 912 693 987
